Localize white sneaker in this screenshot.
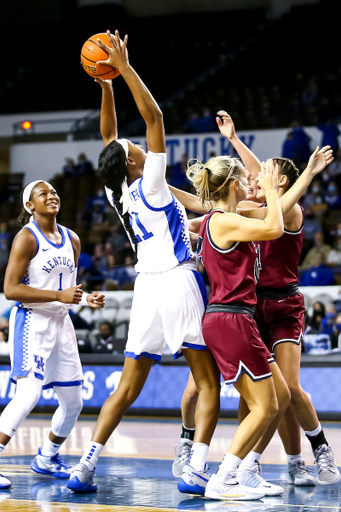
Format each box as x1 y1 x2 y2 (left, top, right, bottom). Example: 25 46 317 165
237 465 284 496
67 463 98 493
314 444 340 485
0 474 11 490
205 472 265 501
288 459 316 486
178 464 210 495
30 448 71 479
172 439 193 478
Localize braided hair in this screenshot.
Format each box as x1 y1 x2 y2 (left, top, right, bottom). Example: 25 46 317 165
98 140 138 263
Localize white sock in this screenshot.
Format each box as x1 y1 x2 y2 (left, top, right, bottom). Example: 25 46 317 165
238 451 262 471
0 443 5 457
287 453 302 464
80 441 104 471
41 438 62 458
189 442 209 472
217 452 242 476
304 423 321 437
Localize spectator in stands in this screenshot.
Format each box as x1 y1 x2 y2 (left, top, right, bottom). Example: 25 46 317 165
92 243 107 274
331 312 341 349
93 321 124 354
308 301 325 330
301 232 331 269
299 251 335 286
106 222 132 265
78 250 105 291
62 157 76 177
170 153 191 190
329 149 341 178
102 252 132 289
303 206 322 246
75 153 94 177
282 131 295 160
324 181 341 210
123 254 138 284
291 121 312 166
302 77 319 108
0 308 9 352
86 185 107 215
302 180 323 209
321 303 337 336
327 237 341 267
317 122 340 156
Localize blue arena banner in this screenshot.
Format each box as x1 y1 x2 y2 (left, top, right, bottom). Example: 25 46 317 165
0 364 340 413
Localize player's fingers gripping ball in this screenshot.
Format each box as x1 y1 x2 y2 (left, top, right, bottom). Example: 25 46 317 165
81 33 120 79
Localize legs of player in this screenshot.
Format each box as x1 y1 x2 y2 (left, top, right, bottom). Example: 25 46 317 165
31 385 83 479
68 355 154 492
205 372 278 500
172 371 198 477
177 348 221 495
275 342 340 485
0 375 42 489
236 362 290 495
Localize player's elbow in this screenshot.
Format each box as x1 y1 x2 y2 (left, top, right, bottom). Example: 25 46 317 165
266 224 284 240
3 282 15 301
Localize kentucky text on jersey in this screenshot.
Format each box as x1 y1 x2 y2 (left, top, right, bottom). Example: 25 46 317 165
42 257 75 274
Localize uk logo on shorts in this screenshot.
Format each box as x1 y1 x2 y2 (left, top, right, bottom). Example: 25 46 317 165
34 355 45 372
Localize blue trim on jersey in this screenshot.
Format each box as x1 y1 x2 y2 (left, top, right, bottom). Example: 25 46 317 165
173 350 183 360
182 342 209 351
34 372 44 380
11 307 31 380
125 350 162 362
32 220 66 249
138 179 174 212
24 226 40 257
42 380 83 390
165 206 192 263
192 270 208 308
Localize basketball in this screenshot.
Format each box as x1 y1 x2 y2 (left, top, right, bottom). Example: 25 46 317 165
80 33 120 80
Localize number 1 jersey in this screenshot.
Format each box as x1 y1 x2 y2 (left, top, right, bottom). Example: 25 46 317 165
19 220 75 310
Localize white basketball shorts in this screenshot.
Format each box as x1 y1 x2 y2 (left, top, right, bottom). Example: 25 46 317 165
125 267 208 361
8 304 83 389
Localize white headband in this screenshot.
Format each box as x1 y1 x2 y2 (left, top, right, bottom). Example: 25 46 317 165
22 180 49 214
117 138 129 160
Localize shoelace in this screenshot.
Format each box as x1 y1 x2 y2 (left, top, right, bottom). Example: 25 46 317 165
314 447 336 473
295 459 314 475
50 453 71 470
175 442 192 463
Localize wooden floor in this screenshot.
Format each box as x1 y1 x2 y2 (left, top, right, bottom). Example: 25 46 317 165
0 415 341 511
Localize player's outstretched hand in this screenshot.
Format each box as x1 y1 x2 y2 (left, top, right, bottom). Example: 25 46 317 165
87 291 106 309
306 145 334 176
94 77 112 87
216 110 236 140
96 30 129 71
58 284 83 304
258 159 279 194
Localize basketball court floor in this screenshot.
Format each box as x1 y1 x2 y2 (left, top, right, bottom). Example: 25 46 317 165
0 415 341 511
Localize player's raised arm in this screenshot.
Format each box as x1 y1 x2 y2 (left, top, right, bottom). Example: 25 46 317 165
95 78 118 146
97 30 165 154
217 110 261 178
168 185 211 214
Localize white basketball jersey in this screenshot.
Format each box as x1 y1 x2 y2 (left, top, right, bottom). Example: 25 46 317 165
105 152 195 273
19 220 76 310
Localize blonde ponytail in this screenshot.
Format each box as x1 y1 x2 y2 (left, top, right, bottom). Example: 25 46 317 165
187 155 245 204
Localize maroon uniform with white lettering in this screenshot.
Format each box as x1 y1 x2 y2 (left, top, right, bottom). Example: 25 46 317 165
198 209 273 384
256 204 305 353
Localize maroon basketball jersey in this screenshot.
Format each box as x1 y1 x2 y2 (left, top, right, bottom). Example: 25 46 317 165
198 209 260 306
257 204 303 288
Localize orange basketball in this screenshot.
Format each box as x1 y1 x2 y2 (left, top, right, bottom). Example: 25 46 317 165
80 33 120 80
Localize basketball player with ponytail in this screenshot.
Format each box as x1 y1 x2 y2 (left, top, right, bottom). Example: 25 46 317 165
68 31 222 494
173 111 338 489
0 181 105 490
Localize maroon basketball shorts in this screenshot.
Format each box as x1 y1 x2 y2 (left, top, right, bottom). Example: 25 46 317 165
256 293 305 354
202 311 274 384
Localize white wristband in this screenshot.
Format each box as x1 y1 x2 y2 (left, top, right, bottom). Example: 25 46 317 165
79 292 89 306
